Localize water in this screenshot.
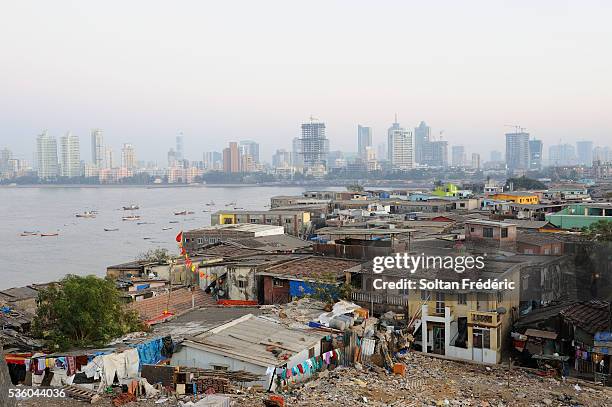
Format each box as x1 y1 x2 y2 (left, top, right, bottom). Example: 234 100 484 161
0 185 335 289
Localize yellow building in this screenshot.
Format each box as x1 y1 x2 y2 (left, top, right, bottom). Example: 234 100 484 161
492 192 539 205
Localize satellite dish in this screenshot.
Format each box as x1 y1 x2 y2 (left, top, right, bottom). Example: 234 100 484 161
496 306 507 314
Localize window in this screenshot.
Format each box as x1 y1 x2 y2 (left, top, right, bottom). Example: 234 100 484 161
470 227 475 232
496 291 503 304
238 280 246 288
273 279 284 287
458 293 467 305
544 248 550 255
501 228 508 238
483 227 493 238
483 329 491 349
211 365 229 371
308 347 315 358
250 219 259 223
285 218 292 223
554 246 560 254
266 218 272 223
435 292 445 314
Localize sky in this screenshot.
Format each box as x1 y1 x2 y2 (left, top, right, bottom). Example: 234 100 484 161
1 0 611 164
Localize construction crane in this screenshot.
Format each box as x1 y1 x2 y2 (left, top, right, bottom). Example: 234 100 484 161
504 124 527 134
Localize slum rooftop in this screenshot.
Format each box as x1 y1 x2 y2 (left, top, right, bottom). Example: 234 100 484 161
259 256 362 280
186 223 284 234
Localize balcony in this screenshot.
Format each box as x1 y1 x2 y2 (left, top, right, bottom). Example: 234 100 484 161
351 290 408 307
468 310 500 327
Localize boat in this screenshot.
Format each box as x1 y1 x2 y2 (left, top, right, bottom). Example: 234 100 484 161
174 210 188 216
143 237 153 240
76 211 96 218
202 209 210 212
123 204 139 210
205 201 216 206
122 215 141 221
104 228 119 232
233 207 244 210
225 201 236 206
20 232 38 237
162 227 172 230
40 233 59 237
169 221 179 224
137 222 154 225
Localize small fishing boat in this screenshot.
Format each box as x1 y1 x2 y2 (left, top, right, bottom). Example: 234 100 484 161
40 232 59 237
122 215 141 221
162 227 172 230
174 210 194 215
76 211 96 218
169 221 179 224
233 207 244 210
225 201 236 206
143 237 153 240
104 228 119 232
202 209 210 212
205 201 216 206
123 204 139 210
20 232 38 237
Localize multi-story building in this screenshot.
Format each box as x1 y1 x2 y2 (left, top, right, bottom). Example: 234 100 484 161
576 141 593 166
36 131 58 179
223 142 241 173
451 145 465 167
121 143 136 169
59 132 81 177
91 129 104 168
300 119 328 172
490 150 503 163
239 140 260 164
505 132 530 172
491 192 539 204
272 149 291 168
528 139 542 170
357 125 372 159
546 203 612 229
593 146 612 163
422 140 448 167
211 209 311 236
104 147 114 169
291 137 303 170
0 148 11 176
414 121 430 164
176 132 184 161
549 144 576 166
387 119 415 170
471 153 480 170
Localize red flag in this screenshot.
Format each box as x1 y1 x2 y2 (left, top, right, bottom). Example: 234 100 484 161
175 231 183 243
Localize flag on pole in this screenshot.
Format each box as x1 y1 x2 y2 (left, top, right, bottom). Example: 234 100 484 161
175 231 183 243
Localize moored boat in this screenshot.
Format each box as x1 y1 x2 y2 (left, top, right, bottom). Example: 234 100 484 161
174 210 188 215
122 215 141 221
123 204 139 210
104 228 119 232
76 211 96 218
40 232 59 237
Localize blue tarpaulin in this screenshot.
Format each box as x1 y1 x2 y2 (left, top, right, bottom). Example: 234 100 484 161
289 281 337 298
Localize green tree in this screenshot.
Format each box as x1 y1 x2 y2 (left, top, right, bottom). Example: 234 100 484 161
137 248 171 263
32 275 143 350
581 220 612 242
504 176 547 190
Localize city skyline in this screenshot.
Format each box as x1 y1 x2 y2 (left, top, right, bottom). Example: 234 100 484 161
1 1 611 163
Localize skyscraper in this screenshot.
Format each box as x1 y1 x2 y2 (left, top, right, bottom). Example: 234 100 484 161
272 149 291 168
91 129 104 167
291 137 303 169
528 139 543 171
357 125 372 159
387 118 415 170
471 153 480 170
104 147 114 169
176 132 184 160
549 144 576 166
223 142 240 173
490 150 503 162
451 146 466 167
414 121 431 164
36 131 58 179
121 143 136 169
576 141 593 166
239 140 260 164
427 140 448 167
300 118 328 171
505 132 530 171
60 132 81 177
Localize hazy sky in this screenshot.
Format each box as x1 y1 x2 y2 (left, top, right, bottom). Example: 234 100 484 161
1 1 611 164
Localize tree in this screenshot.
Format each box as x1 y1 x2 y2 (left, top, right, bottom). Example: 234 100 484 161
32 275 143 350
581 220 612 242
137 248 171 263
504 176 546 190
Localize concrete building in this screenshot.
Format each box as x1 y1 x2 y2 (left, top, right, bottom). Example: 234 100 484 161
425 140 448 167
528 139 543 170
576 141 593 166
121 143 136 169
35 131 58 179
223 142 241 173
471 153 480 170
272 149 291 168
414 121 430 164
175 132 184 160
211 210 311 236
387 119 415 170
357 125 372 159
505 132 530 172
490 150 503 163
291 137 303 169
451 146 465 167
549 144 576 167
464 220 518 249
183 223 285 251
59 132 81 177
239 140 260 164
491 192 539 205
90 129 104 167
300 119 328 171
545 203 612 229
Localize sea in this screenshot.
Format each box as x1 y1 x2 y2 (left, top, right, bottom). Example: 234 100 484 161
0 185 340 289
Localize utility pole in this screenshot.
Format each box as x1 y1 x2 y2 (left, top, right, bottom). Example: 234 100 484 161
165 258 175 314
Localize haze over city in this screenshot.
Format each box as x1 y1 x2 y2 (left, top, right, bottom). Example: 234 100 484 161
1 0 611 163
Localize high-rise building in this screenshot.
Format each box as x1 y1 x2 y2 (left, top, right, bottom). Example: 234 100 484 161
387 118 415 170
272 149 291 168
490 150 503 162
239 140 260 164
36 131 59 179
414 121 431 164
471 153 480 170
104 147 114 169
357 125 372 159
451 145 466 167
121 143 136 169
60 132 81 177
291 137 303 169
576 141 593 166
176 132 184 161
593 146 612 163
376 143 387 162
528 139 543 171
168 148 178 167
0 148 12 174
427 140 448 167
549 144 576 166
300 118 328 171
505 132 530 171
223 142 241 173
91 129 104 167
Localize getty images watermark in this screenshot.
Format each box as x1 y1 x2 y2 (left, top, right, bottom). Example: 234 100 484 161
371 253 516 291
